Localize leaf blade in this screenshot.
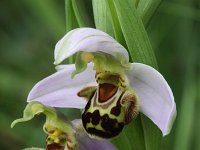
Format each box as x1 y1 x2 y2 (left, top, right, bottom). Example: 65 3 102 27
112 0 158 68
65 0 79 32
72 0 95 27
137 0 162 27
92 0 115 37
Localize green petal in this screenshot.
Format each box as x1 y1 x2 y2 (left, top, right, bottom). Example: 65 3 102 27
11 102 53 128
11 102 73 135
72 52 130 78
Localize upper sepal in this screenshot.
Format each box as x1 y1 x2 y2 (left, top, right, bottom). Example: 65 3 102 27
54 28 129 65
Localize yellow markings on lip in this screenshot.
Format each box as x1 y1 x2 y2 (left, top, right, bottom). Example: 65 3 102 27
86 122 105 131
99 83 118 103
46 128 67 146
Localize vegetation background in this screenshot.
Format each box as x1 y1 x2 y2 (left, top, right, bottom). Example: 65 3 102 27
0 0 199 149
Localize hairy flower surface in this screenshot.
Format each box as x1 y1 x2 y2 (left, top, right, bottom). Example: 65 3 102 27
27 28 176 138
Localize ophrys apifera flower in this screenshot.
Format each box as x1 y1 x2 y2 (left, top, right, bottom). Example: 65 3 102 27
27 28 176 139
11 102 117 150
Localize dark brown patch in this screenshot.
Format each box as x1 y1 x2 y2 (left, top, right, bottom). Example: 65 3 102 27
101 114 124 135
125 100 137 124
98 83 117 103
91 110 101 125
122 94 138 124
82 98 93 130
84 98 92 112
82 109 124 138
46 143 64 150
87 121 124 139
110 106 120 116
110 92 124 116
87 127 111 138
82 111 92 129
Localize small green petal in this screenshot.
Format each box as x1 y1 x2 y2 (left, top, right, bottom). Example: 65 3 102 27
11 102 74 135
72 52 88 78
11 102 56 128
93 52 130 72
72 52 130 78
11 102 77 149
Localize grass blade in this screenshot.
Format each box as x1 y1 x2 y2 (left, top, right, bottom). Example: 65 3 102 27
65 0 79 32
137 0 162 27
112 0 157 68
72 0 94 27
92 0 115 37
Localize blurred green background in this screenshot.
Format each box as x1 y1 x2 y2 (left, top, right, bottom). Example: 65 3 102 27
0 0 199 149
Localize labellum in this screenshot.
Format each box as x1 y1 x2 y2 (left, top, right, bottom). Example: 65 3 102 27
78 72 139 139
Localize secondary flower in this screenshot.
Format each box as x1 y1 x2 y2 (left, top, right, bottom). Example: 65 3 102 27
27 28 176 138
11 102 117 150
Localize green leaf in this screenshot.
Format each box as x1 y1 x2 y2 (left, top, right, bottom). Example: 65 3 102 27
92 0 115 37
65 0 79 63
106 0 126 46
137 0 162 27
112 0 158 68
112 115 146 150
65 0 79 32
72 0 95 27
111 131 132 150
140 114 162 150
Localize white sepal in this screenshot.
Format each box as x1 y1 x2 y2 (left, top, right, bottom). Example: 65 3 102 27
127 63 176 136
27 63 96 108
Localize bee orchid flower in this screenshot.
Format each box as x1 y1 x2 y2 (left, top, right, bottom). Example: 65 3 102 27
27 28 176 139
11 102 117 150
